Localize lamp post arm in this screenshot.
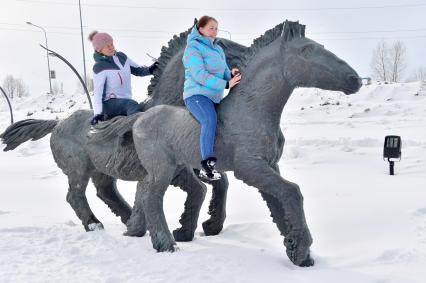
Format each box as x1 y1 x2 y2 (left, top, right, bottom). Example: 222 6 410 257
39 44 93 110
0 86 14 124
28 23 52 94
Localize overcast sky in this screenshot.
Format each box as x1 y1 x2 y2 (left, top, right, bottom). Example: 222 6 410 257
1 0 425 100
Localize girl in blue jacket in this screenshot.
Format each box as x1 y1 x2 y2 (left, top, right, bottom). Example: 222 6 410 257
89 31 158 125
183 16 241 180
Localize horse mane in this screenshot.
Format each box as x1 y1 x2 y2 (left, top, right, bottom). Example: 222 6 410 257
241 20 305 68
147 20 306 95
146 22 195 97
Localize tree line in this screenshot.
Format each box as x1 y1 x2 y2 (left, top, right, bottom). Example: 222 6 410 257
370 40 426 83
1 75 29 99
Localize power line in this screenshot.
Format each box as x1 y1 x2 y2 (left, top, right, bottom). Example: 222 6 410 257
0 22 181 34
0 22 81 30
2 22 426 41
2 26 426 41
0 26 77 35
2 22 426 36
0 27 175 40
313 29 426 34
15 0 426 11
236 28 426 35
312 35 426 41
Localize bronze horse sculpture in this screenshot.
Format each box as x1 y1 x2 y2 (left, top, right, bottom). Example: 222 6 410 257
1 20 361 267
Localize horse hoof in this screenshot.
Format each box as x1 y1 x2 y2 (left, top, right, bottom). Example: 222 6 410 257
86 222 104 231
154 242 178 253
173 228 194 242
299 255 315 267
202 219 223 236
123 229 146 237
284 232 314 267
286 248 314 267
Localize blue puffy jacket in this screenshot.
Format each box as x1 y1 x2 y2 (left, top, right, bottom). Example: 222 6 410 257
182 26 232 103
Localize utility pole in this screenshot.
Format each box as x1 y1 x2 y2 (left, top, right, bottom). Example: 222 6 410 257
78 0 87 86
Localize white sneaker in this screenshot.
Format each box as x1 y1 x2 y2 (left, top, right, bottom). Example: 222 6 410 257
199 168 221 181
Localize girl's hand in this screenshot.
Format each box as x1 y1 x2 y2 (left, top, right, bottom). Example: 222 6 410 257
229 73 241 89
231 68 240 76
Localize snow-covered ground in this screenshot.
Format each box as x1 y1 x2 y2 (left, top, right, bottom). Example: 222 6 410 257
1 82 425 283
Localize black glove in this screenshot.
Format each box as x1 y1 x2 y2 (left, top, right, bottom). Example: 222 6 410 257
90 114 104 125
148 61 159 74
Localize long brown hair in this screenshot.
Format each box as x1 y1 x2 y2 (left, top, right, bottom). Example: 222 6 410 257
197 15 218 29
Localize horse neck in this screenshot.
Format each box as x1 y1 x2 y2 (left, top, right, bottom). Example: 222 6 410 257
222 45 295 128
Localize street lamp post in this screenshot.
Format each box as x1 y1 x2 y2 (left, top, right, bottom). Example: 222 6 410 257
78 0 87 87
26 21 53 94
219 29 232 40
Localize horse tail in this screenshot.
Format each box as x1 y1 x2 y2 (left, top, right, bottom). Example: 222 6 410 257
0 119 59 151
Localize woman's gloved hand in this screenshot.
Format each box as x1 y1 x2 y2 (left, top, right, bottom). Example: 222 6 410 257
148 61 160 74
90 114 104 125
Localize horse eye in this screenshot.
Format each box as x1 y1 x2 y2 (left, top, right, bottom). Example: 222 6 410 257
301 46 314 58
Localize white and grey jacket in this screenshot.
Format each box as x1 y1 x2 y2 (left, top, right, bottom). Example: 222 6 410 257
92 51 151 115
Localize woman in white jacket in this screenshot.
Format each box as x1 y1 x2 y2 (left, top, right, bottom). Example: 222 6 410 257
89 31 158 125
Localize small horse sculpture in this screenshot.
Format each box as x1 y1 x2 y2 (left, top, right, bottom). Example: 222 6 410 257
0 25 246 239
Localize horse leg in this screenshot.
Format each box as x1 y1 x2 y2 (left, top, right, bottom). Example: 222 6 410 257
130 138 178 251
259 164 291 236
201 172 228 236
139 166 177 252
170 167 207 242
91 172 132 225
234 158 314 267
123 181 147 237
124 180 147 237
66 173 104 231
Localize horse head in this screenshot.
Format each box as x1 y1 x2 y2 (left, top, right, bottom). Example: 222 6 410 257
280 21 361 94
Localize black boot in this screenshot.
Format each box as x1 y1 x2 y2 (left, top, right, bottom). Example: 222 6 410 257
200 157 221 181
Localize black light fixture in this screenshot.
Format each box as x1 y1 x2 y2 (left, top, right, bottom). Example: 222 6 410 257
383 135 402 175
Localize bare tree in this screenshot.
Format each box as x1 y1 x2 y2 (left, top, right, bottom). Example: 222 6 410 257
15 78 29 97
389 40 407 83
52 81 61 95
370 40 389 82
2 75 16 99
370 40 408 83
410 67 426 81
2 75 29 99
76 76 94 94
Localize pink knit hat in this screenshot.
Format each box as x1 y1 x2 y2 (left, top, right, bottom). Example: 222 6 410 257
89 31 113 52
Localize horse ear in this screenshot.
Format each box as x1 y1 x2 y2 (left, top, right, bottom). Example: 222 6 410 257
280 20 288 37
281 20 294 42
301 24 306 37
281 20 306 41
193 18 198 28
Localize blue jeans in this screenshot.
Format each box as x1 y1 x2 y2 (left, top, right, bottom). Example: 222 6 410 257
103 98 141 119
184 95 217 161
